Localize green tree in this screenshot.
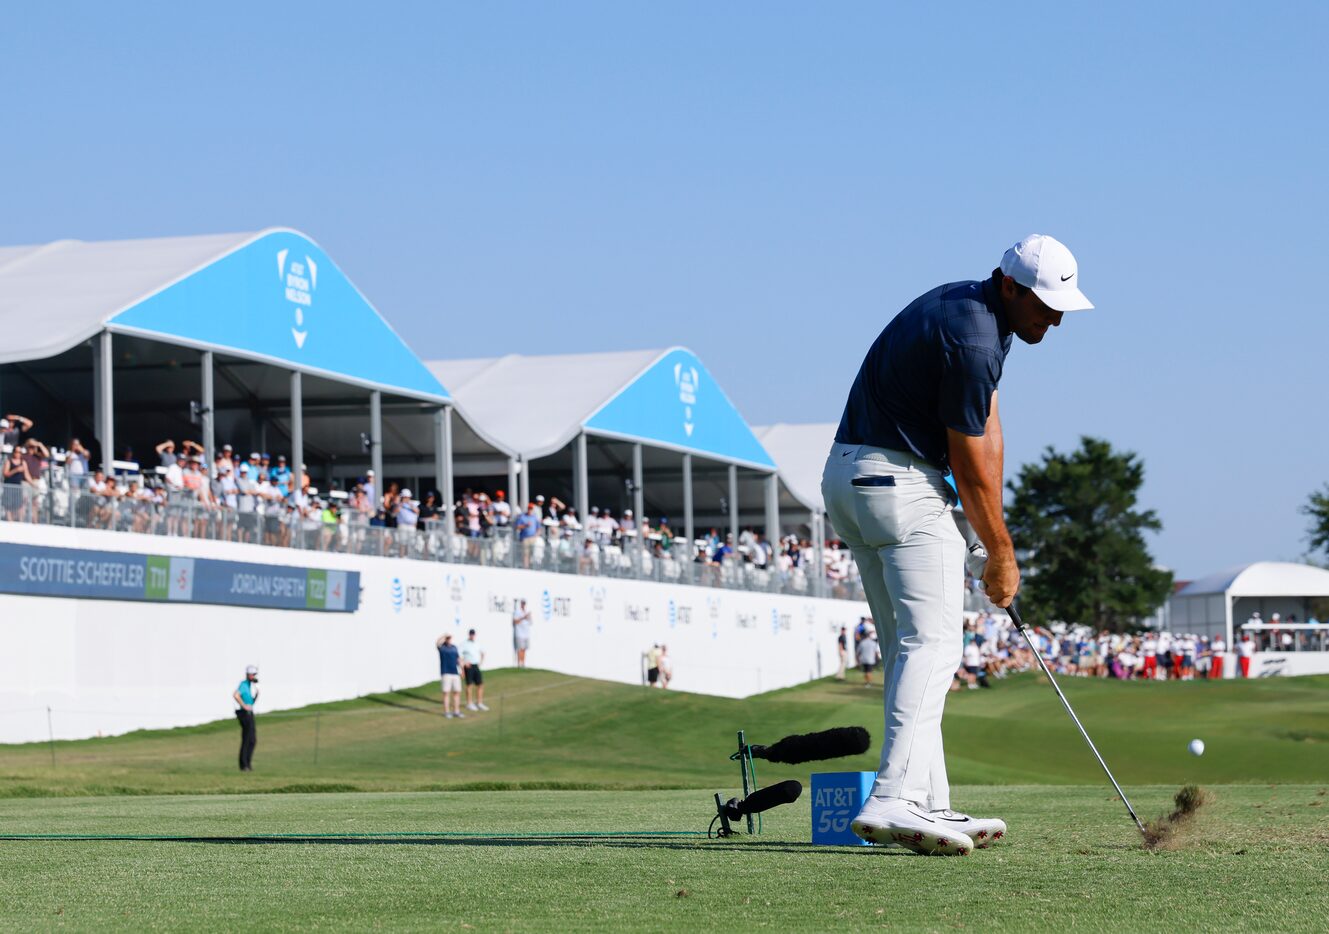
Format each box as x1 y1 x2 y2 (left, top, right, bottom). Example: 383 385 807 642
1304 484 1329 562
1005 436 1173 632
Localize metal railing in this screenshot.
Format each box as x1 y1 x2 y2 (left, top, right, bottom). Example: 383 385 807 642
1 478 874 601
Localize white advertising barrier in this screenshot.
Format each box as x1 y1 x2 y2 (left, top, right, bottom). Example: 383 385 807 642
0 522 867 743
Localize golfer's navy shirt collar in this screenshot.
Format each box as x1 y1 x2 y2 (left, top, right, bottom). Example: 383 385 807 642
982 276 1011 338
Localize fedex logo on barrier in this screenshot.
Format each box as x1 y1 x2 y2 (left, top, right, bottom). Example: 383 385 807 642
811 772 875 846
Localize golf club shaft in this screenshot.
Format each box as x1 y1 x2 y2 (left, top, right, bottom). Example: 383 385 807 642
1007 603 1148 836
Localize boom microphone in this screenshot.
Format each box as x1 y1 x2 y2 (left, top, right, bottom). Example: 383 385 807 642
721 780 803 820
747 726 870 765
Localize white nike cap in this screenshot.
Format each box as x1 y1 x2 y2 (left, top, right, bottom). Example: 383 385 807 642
1000 234 1094 312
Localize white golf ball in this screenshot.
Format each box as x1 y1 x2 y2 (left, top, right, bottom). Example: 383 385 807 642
1188 739 1205 757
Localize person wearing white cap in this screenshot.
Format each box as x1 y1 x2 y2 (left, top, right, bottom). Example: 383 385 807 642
822 234 1092 856
231 665 260 772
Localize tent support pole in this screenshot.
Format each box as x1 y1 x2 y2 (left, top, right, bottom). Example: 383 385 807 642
289 371 303 493
96 331 115 474
682 453 694 554
728 463 739 542
201 351 215 475
632 443 644 540
369 390 384 491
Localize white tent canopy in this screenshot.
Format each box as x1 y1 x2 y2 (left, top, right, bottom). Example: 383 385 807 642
0 233 252 365
428 350 660 461
752 423 836 514
1168 562 1329 644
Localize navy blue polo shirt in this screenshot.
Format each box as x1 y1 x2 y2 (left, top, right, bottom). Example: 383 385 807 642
438 642 461 676
835 278 1012 473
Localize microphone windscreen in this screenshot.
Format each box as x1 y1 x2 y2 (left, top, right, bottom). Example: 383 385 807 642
750 727 870 764
729 780 803 817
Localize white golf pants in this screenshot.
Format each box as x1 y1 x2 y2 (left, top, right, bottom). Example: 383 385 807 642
822 443 965 810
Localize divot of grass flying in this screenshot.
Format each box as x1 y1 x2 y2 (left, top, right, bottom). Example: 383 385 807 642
1143 783 1210 850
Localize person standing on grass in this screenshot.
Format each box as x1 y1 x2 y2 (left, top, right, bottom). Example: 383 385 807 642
645 643 662 687
512 599 533 668
1210 635 1227 679
657 644 673 689
836 626 849 680
436 633 465 719
823 234 1092 855
857 629 880 687
461 629 488 712
232 665 260 772
1237 633 1255 678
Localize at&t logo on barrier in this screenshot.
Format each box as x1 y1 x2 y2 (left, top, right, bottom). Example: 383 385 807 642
541 590 571 620
390 577 427 613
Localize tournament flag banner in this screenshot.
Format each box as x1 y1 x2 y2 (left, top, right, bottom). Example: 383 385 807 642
0 542 358 612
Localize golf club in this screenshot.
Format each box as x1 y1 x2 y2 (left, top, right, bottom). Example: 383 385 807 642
1007 602 1148 838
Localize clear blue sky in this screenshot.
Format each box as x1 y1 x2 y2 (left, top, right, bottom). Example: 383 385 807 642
3 2 1325 579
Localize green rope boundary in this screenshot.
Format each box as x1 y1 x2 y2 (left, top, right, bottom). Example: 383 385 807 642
0 830 707 842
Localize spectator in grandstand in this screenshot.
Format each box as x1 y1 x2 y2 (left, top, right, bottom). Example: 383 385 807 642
65 438 90 490
512 599 533 668
232 665 260 772
19 438 50 521
2 445 29 519
397 489 419 555
654 517 674 555
620 509 637 541
236 462 259 542
1 413 34 449
561 506 581 537
857 627 881 687
711 534 735 565
579 536 600 574
271 455 292 498
515 503 541 568
491 489 511 528
418 491 440 525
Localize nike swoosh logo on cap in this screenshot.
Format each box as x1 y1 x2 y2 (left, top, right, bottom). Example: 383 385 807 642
1060 272 1074 281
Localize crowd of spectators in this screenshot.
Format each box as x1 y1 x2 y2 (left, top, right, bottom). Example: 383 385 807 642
2 417 864 594
951 613 1280 686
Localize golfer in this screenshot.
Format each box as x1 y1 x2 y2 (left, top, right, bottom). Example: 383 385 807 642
232 665 260 772
823 234 1092 856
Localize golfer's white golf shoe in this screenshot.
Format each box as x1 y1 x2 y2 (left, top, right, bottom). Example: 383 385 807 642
850 797 974 856
929 809 1006 848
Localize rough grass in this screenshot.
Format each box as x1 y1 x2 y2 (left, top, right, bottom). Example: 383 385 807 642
0 785 1327 931
2 670 1328 798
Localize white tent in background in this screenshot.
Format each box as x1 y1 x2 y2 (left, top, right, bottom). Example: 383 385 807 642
1167 562 1329 646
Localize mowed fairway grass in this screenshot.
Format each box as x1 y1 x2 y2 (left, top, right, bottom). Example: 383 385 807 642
1 671 1327 930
